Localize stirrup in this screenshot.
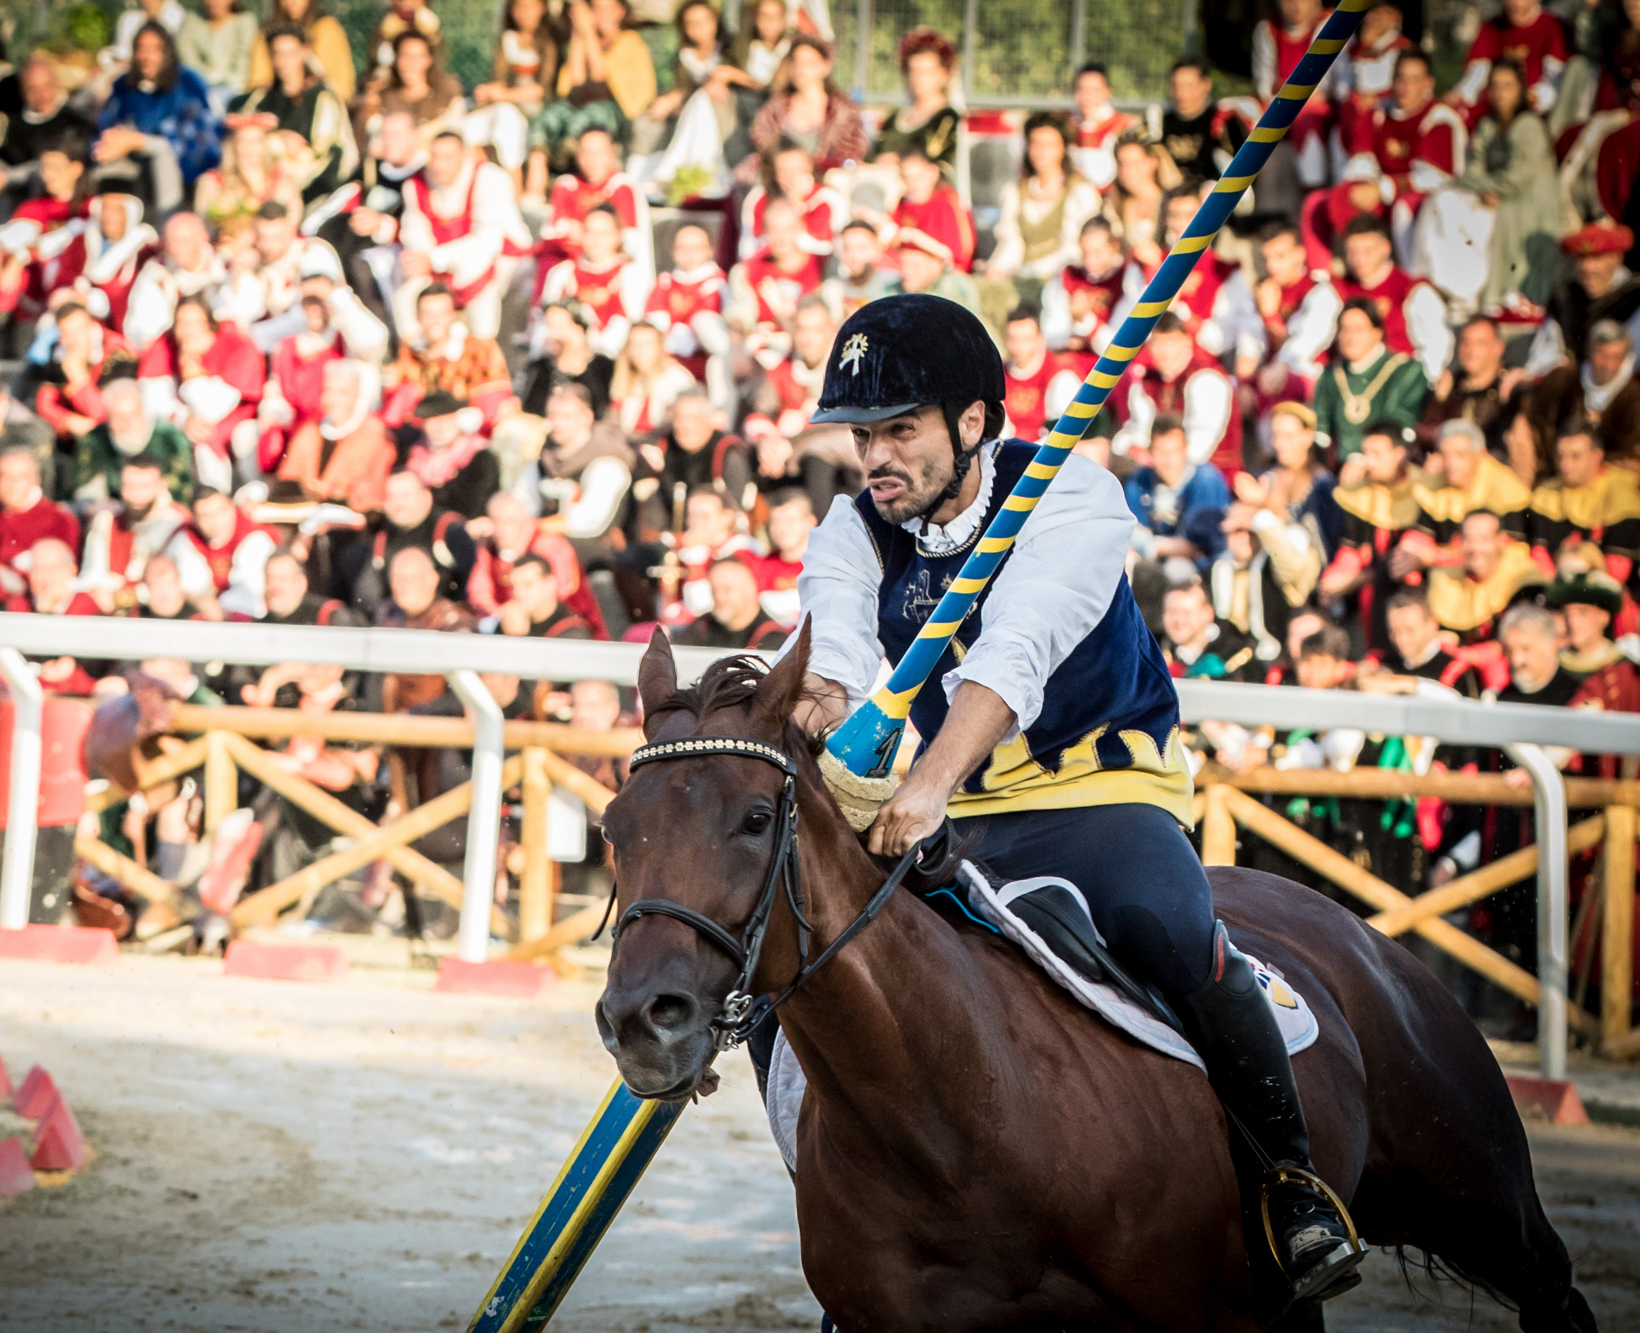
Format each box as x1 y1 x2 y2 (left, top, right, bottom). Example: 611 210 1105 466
1259 1165 1369 1299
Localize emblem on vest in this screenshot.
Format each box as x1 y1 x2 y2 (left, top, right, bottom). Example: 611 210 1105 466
840 332 869 376
900 567 950 622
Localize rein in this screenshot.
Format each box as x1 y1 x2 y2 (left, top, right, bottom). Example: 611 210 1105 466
606 735 922 1051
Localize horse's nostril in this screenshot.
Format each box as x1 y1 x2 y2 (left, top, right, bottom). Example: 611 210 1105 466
647 993 696 1032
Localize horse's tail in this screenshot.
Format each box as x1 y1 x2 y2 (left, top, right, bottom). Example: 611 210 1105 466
1392 1246 1599 1332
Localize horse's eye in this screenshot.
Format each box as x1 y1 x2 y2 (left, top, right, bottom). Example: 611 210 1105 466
741 808 773 836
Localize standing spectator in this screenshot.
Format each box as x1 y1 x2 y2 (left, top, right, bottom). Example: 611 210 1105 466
401 390 500 520
177 0 260 110
1321 420 1420 653
0 447 78 587
674 555 787 649
95 23 221 217
277 359 393 512
466 0 559 178
740 35 865 180
1002 307 1082 444
1068 60 1137 191
1110 312 1240 478
530 0 656 165
1525 221 1640 376
72 376 194 505
170 485 275 617
1125 414 1231 581
1527 421 1640 582
1162 57 1246 188
231 23 358 206
1451 0 1569 118
1313 297 1429 461
984 111 1098 312
246 0 356 102
1528 320 1640 467
869 29 960 175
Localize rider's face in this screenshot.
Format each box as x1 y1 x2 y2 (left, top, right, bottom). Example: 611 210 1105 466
852 404 978 526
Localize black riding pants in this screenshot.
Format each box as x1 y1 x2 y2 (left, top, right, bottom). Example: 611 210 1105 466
959 802 1217 998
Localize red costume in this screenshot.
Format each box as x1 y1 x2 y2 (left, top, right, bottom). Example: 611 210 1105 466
644 263 726 328
34 326 136 440
1253 9 1335 162
1336 266 1434 363
542 254 633 332
406 167 532 310
137 321 265 462
1355 100 1466 215
739 250 823 328
742 181 844 257
0 198 88 319
0 497 79 577
1460 10 1569 115
257 331 344 472
892 185 977 272
466 531 607 637
1112 346 1242 479
1005 351 1075 444
547 170 643 254
176 510 275 596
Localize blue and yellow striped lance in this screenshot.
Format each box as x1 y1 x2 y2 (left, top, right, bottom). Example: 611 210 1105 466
466 5 1370 1327
825 0 1370 781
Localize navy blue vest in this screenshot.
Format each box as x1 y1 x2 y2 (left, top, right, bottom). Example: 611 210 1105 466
855 441 1191 817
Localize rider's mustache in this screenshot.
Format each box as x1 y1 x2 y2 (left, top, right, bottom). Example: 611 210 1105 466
867 466 913 485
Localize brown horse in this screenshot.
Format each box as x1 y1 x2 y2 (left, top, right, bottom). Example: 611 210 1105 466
595 631 1596 1332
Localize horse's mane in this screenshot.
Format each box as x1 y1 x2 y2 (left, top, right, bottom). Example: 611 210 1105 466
652 653 826 757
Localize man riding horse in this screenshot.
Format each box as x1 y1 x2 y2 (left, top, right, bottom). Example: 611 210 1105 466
788 293 1364 1304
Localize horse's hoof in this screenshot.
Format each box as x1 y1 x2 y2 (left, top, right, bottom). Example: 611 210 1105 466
1289 1238 1368 1303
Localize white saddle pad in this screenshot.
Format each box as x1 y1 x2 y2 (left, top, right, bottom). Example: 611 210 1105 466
764 861 1319 1173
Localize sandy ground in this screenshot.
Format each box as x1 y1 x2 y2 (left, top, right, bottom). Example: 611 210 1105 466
1 952 1637 1333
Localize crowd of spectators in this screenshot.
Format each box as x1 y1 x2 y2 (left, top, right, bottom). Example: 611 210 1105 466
0 0 1635 1020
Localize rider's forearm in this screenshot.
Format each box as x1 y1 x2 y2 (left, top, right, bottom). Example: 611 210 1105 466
907 681 1016 798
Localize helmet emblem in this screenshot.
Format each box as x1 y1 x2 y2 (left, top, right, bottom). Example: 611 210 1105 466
839 332 869 376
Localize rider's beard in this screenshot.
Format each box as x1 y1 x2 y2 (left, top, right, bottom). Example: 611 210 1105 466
868 456 952 527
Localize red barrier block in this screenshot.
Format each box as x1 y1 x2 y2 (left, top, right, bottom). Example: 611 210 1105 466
434 958 557 998
0 925 118 965
30 1096 85 1171
12 1066 58 1119
0 1137 33 1197
1505 1073 1591 1126
0 1052 12 1099
223 940 348 984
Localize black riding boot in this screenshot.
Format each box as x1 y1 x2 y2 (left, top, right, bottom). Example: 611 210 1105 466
1176 921 1366 1304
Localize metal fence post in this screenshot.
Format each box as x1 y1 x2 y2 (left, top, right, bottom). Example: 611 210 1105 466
449 671 505 964
1504 743 1568 1080
0 648 42 931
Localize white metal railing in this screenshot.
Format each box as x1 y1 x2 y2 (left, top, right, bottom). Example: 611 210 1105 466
2 615 1631 1077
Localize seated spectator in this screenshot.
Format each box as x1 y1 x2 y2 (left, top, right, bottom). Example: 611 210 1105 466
1313 297 1429 462
1154 186 1265 369
668 484 758 616
258 289 377 473
1417 315 1526 460
0 136 92 325
1161 56 1247 188
1528 421 1640 583
644 221 729 377
1551 566 1634 676
170 485 276 617
377 546 477 712
384 283 514 430
34 302 137 444
346 467 475 615
752 486 813 627
1425 509 1546 648
94 22 221 219
1209 502 1315 668
1335 4 1412 151
636 387 754 524
1415 59 1563 317
517 299 615 419
1497 600 1582 707
79 452 191 604
1124 413 1230 581
540 204 644 358
277 359 393 512
1321 420 1420 653
231 23 357 205
1451 0 1568 118
137 551 212 626
1525 222 1640 377
822 219 900 319
498 551 593 639
740 295 834 489
1376 586 1483 693
983 111 1098 312
1002 307 1082 444
72 375 193 505
739 34 864 182
1237 399 1343 562
370 30 466 152
1253 221 1342 400
257 547 359 627
726 0 792 123
510 382 634 570
401 390 500 520
870 29 959 174
892 232 989 334
1041 217 1142 358
740 139 843 260
246 0 356 103
178 0 260 110
0 59 96 217
1068 60 1137 190
1334 214 1453 382
124 211 225 351
889 144 974 273
137 294 265 492
6 537 101 694
1253 0 1334 197
1110 312 1240 478
533 127 651 278
727 195 825 341
396 131 532 343
466 489 606 634
636 0 762 191
363 0 443 94
75 190 158 333
193 112 309 235
1528 319 1640 467
0 446 78 590
1101 132 1180 271
529 0 656 167
673 555 788 650
1406 418 1532 574
464 0 558 177
611 320 696 436
105 0 190 76
1340 50 1465 262
1161 579 1258 685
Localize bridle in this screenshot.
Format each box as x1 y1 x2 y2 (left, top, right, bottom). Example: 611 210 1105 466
604 735 923 1051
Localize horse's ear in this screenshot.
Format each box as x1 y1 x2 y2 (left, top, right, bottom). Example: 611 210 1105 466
754 617 811 728
637 625 678 737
